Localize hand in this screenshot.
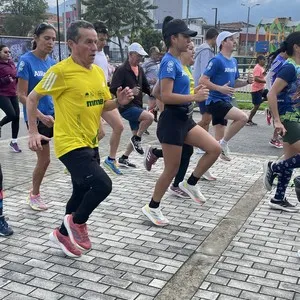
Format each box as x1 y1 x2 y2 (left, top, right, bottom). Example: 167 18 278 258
132 86 141 96
247 73 254 84
98 127 105 140
193 84 209 102
219 82 234 96
40 115 54 128
8 75 14 83
116 86 134 106
274 119 287 136
28 132 51 151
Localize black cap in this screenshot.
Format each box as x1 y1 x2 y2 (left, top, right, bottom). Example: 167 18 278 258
163 19 197 38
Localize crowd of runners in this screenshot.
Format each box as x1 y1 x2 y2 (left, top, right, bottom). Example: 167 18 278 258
0 17 299 258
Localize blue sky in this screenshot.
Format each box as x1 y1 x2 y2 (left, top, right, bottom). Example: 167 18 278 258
183 0 300 25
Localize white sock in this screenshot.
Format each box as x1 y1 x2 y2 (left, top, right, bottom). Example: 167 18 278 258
11 139 17 143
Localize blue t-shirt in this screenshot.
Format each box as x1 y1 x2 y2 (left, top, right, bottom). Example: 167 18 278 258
276 59 300 116
270 54 286 85
159 52 190 106
17 52 56 121
204 53 239 104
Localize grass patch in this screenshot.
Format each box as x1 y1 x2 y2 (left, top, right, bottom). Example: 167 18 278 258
235 92 268 110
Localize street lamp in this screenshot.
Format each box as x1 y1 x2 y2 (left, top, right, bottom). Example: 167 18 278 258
212 8 218 28
241 2 260 56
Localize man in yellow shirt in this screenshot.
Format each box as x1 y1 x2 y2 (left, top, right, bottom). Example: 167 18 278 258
26 20 133 258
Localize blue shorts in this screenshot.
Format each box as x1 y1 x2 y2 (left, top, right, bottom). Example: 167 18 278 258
198 101 208 114
120 106 143 130
251 89 268 105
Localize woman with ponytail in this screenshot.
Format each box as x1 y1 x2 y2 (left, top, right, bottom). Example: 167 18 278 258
142 16 221 226
16 23 57 211
263 31 300 212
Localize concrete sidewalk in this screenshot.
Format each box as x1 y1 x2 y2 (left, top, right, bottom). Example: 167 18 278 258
0 113 299 300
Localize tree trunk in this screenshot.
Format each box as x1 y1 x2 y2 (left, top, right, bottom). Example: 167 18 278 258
118 36 124 62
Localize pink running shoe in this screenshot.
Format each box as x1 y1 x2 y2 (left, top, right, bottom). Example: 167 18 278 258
64 214 91 251
143 146 159 171
27 192 48 211
49 228 82 257
269 139 283 149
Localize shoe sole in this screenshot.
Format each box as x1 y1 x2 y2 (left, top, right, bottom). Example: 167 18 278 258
268 202 299 213
202 175 217 181
263 161 272 191
269 142 283 149
103 161 123 175
130 139 144 156
168 187 190 199
178 182 206 204
141 207 169 227
9 145 22 153
49 231 81 258
143 146 152 172
27 198 47 211
63 215 90 252
220 154 231 161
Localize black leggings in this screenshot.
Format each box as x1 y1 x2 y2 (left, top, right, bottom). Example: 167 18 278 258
173 144 194 187
59 147 112 233
0 96 20 139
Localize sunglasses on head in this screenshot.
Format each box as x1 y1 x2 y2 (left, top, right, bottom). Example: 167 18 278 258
34 22 56 35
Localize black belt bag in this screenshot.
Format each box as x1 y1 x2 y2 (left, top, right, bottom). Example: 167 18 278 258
165 103 194 121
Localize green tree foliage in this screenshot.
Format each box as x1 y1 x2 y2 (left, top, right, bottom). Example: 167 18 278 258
1 0 48 36
82 0 157 60
136 27 163 54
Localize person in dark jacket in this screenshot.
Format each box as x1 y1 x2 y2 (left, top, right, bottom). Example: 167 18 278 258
0 45 21 152
110 42 153 168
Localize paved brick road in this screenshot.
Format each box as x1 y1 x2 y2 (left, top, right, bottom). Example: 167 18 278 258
0 111 299 300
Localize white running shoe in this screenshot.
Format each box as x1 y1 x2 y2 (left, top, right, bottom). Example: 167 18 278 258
195 148 205 155
142 204 169 226
179 181 206 204
220 143 231 161
202 170 217 181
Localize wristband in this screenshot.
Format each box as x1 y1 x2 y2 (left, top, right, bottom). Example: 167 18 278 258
114 98 123 108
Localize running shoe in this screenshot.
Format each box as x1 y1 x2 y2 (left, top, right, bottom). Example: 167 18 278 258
263 161 276 191
268 198 299 213
179 181 206 204
220 143 231 161
246 121 258 126
143 130 150 135
64 214 91 251
0 216 13 236
9 142 22 153
202 170 217 181
143 146 158 171
168 185 189 199
269 139 283 149
27 192 48 211
131 136 144 155
195 148 205 155
118 157 137 168
142 204 169 226
104 157 123 175
49 228 82 257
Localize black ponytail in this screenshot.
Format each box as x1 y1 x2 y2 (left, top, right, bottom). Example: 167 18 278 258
162 16 174 49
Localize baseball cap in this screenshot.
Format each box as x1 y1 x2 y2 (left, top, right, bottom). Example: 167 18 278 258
163 19 197 38
128 42 148 56
216 31 238 49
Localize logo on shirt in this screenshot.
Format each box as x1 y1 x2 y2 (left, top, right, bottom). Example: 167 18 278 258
18 61 25 72
224 67 237 73
206 61 213 71
86 99 104 107
167 60 174 73
34 71 46 77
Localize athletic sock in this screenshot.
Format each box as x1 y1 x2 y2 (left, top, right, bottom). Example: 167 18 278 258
187 173 200 186
149 198 160 208
108 156 115 161
59 223 68 236
11 139 17 143
121 155 128 160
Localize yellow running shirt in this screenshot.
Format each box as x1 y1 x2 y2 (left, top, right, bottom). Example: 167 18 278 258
34 56 111 158
183 65 194 95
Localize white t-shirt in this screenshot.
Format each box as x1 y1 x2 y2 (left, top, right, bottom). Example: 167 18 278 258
94 50 108 82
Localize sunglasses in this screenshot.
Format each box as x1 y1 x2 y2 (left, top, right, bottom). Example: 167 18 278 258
34 22 56 35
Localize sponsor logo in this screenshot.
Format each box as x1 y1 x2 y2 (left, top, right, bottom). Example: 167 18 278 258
86 99 104 107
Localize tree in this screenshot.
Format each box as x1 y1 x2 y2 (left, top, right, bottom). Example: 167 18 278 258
1 0 48 36
136 27 163 54
82 0 157 61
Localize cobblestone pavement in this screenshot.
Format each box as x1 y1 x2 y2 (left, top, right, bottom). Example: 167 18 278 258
0 111 299 300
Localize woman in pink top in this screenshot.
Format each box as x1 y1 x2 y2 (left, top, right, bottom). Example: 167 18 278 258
247 55 268 126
